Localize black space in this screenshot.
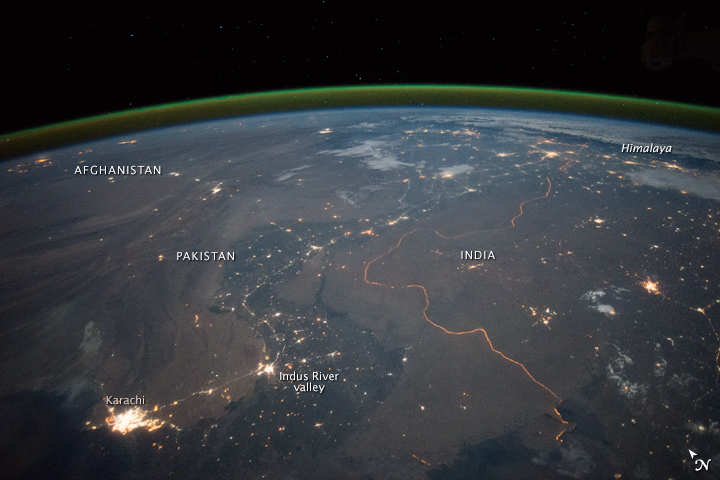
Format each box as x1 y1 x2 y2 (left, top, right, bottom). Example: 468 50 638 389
2 2 719 136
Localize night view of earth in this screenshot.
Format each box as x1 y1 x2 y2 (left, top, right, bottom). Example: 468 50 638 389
1 104 719 479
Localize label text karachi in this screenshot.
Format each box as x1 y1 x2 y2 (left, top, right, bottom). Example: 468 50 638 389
106 395 145 406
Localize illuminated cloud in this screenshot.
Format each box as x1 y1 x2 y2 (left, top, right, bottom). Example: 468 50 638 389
628 169 720 201
320 140 414 171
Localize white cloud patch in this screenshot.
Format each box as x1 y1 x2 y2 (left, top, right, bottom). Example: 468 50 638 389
275 165 313 182
349 122 386 129
594 304 616 315
628 169 720 201
607 347 647 401
320 140 414 171
336 191 358 206
581 289 617 316
439 164 474 176
581 289 605 302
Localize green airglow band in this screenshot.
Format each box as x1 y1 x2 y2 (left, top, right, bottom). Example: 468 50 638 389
1 85 718 160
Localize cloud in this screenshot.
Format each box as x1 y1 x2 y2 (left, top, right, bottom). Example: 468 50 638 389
439 164 474 176
628 169 720 201
320 140 414 171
